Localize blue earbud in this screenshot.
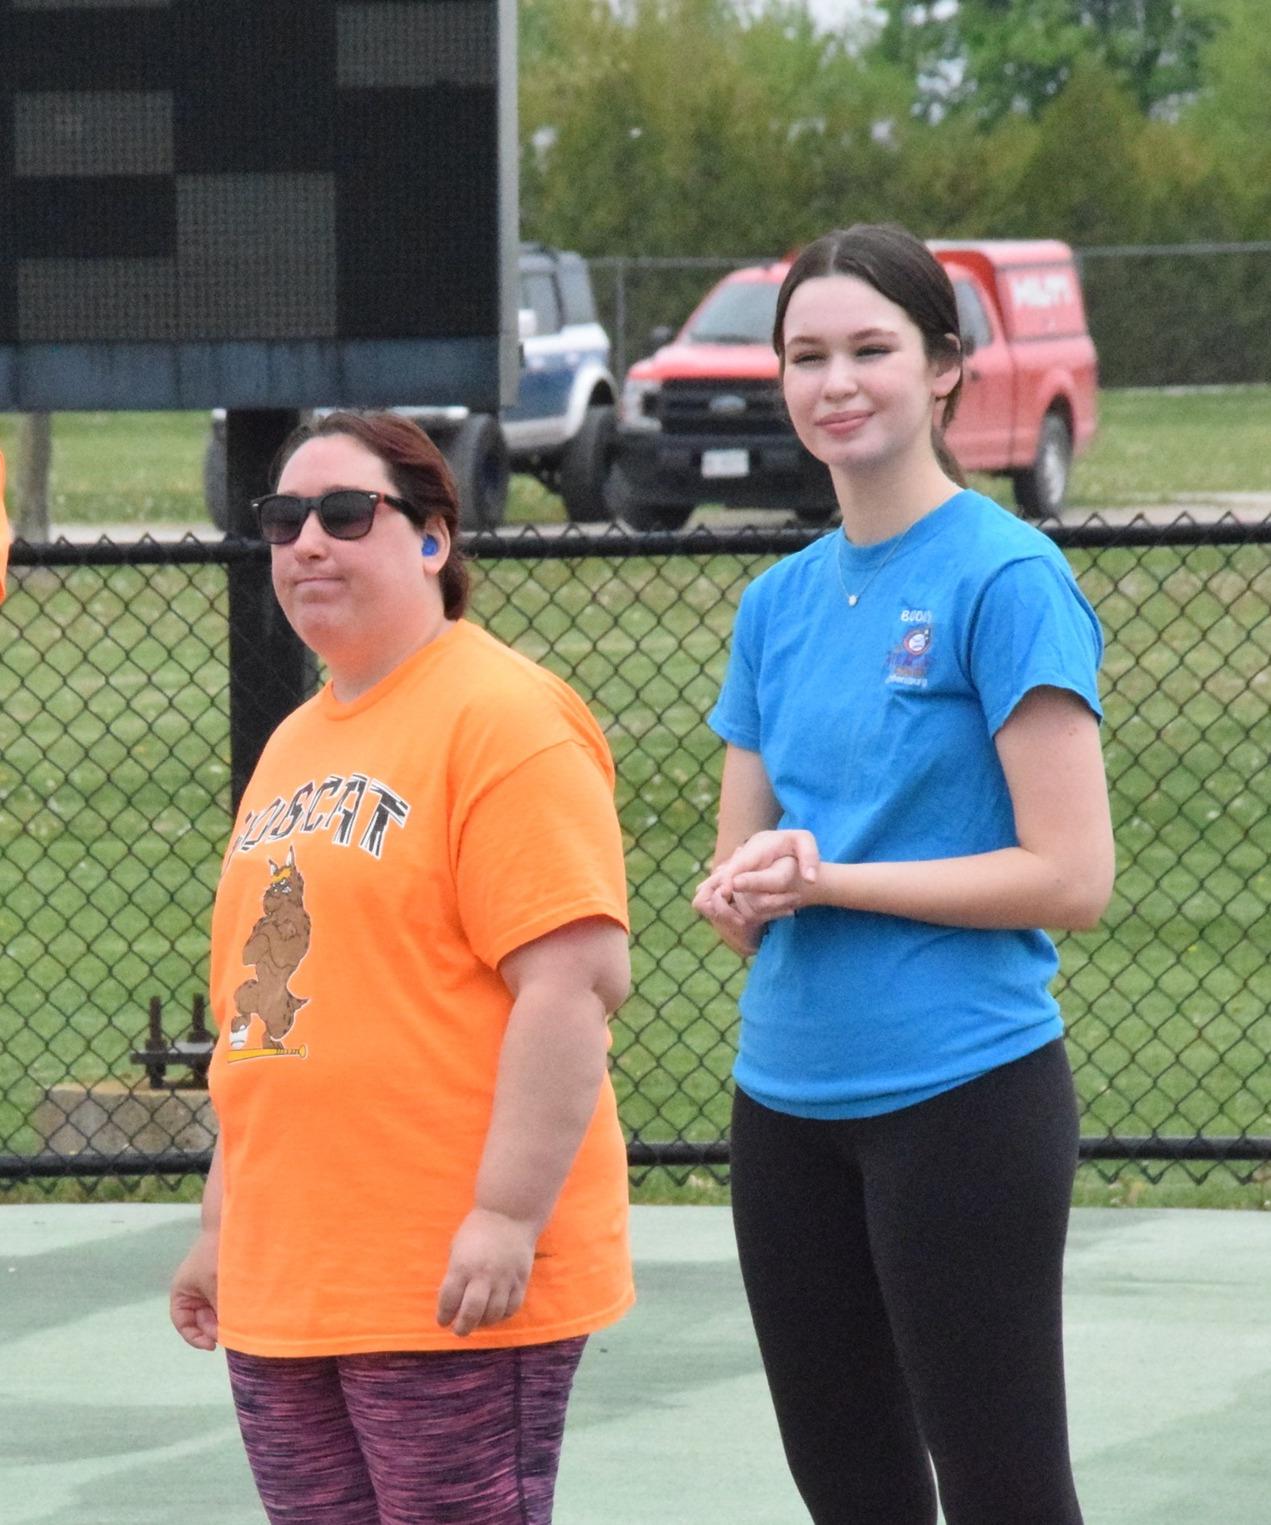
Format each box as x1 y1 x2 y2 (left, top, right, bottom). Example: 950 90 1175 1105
421 535 439 556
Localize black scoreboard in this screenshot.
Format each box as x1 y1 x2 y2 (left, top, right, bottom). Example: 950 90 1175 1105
0 0 515 411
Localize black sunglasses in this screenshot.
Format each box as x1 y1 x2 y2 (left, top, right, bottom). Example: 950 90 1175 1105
250 489 415 546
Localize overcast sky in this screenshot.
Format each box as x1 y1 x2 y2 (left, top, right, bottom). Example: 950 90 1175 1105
800 0 957 35
805 0 873 27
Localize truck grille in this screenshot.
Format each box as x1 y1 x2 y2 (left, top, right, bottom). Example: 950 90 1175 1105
659 378 786 436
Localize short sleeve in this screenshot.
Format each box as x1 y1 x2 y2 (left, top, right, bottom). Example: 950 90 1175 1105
709 584 763 751
968 554 1103 736
455 739 629 971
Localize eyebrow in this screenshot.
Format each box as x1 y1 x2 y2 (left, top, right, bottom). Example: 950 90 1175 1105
785 326 901 347
277 483 377 495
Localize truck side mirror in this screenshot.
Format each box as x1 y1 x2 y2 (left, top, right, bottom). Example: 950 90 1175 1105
518 307 538 342
648 325 674 350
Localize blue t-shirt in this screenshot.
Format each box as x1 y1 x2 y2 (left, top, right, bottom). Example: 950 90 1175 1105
709 489 1103 1118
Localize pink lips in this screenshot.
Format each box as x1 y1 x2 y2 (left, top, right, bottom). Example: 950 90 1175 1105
815 411 871 435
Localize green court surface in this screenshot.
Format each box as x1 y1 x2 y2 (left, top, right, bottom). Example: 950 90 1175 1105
3 1204 1269 1524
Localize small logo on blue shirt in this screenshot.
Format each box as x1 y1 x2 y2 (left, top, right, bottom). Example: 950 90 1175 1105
886 619 933 688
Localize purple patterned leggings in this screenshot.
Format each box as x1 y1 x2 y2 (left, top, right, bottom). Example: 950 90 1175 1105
225 1338 587 1524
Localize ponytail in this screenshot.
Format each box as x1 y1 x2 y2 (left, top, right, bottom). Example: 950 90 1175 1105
933 428 966 487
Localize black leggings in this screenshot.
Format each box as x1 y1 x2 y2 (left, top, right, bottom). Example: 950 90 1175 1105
730 1039 1083 1525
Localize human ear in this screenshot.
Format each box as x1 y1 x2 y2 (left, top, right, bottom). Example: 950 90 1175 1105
931 335 962 397
420 516 450 568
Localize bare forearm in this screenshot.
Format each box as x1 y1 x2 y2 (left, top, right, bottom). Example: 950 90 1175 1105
476 992 610 1232
201 1135 224 1232
811 847 1110 932
171 1134 222 1348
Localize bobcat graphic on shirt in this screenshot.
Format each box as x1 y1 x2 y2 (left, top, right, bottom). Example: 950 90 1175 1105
229 846 311 1054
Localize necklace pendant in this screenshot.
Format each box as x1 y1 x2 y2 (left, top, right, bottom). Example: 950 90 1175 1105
847 593 858 607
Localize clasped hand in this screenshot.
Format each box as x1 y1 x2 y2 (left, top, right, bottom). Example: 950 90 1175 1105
692 829 821 952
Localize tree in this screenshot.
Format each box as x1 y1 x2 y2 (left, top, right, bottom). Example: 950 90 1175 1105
1183 0 1271 234
518 0 913 256
16 414 52 543
876 0 1225 123
1004 57 1148 242
515 0 1258 260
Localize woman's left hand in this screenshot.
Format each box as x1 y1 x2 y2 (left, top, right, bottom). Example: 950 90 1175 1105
702 828 821 922
691 871 766 951
437 1206 537 1337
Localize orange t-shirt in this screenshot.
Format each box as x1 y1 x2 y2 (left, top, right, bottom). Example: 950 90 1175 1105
207 620 634 1356
0 450 8 602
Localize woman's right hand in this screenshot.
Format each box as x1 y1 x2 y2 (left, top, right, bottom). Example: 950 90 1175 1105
694 828 820 946
170 1229 220 1351
713 829 820 920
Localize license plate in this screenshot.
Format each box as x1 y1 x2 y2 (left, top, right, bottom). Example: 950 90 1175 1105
701 448 749 479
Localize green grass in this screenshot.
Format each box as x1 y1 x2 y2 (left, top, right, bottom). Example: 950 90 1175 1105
1066 385 1271 506
959 384 1271 510
0 411 564 529
2 395 1270 1209
0 412 212 526
2 384 1269 531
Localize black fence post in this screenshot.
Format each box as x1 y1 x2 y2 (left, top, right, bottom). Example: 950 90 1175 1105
224 408 314 810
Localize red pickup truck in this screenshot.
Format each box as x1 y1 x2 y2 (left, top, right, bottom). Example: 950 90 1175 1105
609 239 1098 530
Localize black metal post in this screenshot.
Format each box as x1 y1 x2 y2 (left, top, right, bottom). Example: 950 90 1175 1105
143 995 166 1089
224 408 314 809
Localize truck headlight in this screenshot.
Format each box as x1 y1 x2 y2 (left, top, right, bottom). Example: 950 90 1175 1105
620 377 662 431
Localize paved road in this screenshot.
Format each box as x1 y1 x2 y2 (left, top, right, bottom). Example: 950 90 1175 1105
29 492 1271 546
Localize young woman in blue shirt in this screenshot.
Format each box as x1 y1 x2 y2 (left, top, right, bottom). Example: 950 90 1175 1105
694 224 1113 1525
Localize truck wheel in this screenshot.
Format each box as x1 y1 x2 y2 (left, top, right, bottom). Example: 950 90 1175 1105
444 415 509 530
204 428 229 531
607 461 693 531
1012 412 1072 519
618 501 693 532
559 404 616 523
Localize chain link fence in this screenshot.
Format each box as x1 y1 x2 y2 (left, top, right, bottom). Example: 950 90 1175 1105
1 521 1269 1191
590 243 1271 389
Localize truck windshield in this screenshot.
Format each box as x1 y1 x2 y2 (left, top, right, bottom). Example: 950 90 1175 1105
686 282 780 345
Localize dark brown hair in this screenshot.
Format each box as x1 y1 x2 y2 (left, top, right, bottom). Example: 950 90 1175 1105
273 410 471 618
773 224 966 484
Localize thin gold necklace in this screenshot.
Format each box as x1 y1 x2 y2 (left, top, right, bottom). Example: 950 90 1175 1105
834 525 911 608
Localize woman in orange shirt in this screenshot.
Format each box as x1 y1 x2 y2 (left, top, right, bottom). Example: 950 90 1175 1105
169 412 633 1525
